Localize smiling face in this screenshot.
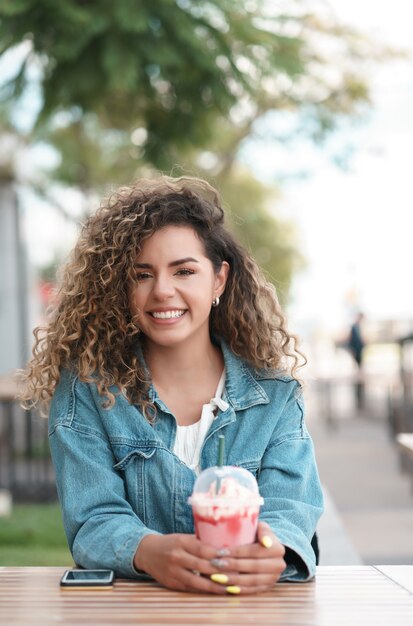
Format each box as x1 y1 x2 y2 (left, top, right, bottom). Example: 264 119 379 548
129 225 228 352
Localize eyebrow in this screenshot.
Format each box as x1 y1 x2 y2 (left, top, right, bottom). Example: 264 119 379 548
135 257 200 269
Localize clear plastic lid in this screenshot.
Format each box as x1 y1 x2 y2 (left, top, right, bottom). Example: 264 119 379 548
188 465 264 507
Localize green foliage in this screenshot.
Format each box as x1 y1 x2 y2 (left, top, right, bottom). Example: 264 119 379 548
0 545 72 566
0 0 380 166
217 169 304 304
0 0 394 297
1 0 306 164
0 503 73 566
41 116 138 189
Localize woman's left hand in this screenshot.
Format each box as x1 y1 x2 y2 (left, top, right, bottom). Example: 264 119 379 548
209 521 286 595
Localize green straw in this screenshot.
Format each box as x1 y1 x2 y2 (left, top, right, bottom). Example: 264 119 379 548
217 435 225 467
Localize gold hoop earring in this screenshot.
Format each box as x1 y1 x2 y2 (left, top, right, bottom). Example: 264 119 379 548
212 296 220 307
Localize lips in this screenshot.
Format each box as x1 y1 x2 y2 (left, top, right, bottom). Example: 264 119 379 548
149 309 187 319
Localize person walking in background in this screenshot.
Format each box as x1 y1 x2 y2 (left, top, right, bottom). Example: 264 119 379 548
21 175 323 594
348 312 366 409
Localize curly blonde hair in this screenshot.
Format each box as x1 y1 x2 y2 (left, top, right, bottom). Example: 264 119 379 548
21 175 305 417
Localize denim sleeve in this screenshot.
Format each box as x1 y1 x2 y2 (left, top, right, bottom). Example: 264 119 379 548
258 383 324 582
48 378 159 578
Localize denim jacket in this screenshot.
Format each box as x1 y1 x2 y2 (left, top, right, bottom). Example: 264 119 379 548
49 340 324 581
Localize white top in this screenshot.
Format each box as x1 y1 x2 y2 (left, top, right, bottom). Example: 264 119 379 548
173 370 229 475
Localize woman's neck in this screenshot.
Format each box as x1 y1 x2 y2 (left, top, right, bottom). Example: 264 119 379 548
144 336 223 389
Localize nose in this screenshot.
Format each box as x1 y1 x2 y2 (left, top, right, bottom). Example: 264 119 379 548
152 274 175 300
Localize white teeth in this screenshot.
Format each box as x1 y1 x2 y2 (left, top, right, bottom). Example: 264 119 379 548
151 310 185 319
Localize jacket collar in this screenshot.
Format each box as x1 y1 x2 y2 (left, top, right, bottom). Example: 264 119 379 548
219 339 269 410
136 337 270 412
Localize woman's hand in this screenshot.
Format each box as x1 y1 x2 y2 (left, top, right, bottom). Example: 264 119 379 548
135 522 286 595
134 533 229 594
208 522 286 595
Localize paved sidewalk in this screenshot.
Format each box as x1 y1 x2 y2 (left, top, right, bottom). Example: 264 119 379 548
308 409 413 565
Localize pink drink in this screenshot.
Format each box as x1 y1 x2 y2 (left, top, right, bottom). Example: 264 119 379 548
189 467 263 549
193 507 259 549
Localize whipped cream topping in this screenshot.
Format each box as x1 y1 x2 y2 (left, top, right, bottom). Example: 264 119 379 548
189 476 263 520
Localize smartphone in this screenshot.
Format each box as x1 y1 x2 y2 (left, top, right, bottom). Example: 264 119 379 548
60 569 114 587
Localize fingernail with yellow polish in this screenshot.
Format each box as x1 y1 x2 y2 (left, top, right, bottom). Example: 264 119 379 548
226 585 241 595
210 573 229 584
261 535 273 548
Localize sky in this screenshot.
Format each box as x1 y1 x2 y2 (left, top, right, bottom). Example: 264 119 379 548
11 1 413 337
243 0 413 334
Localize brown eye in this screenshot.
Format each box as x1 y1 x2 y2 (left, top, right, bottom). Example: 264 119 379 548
136 272 152 281
175 268 195 276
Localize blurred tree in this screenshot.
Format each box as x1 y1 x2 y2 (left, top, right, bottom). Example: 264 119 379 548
0 0 393 299
0 0 387 166
0 0 307 165
216 167 304 303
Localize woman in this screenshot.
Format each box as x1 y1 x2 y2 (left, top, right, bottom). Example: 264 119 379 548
23 176 323 595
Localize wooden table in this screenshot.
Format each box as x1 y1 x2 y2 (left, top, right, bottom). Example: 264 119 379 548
1 566 413 625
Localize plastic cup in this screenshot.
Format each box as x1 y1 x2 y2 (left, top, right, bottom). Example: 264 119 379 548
188 465 264 549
